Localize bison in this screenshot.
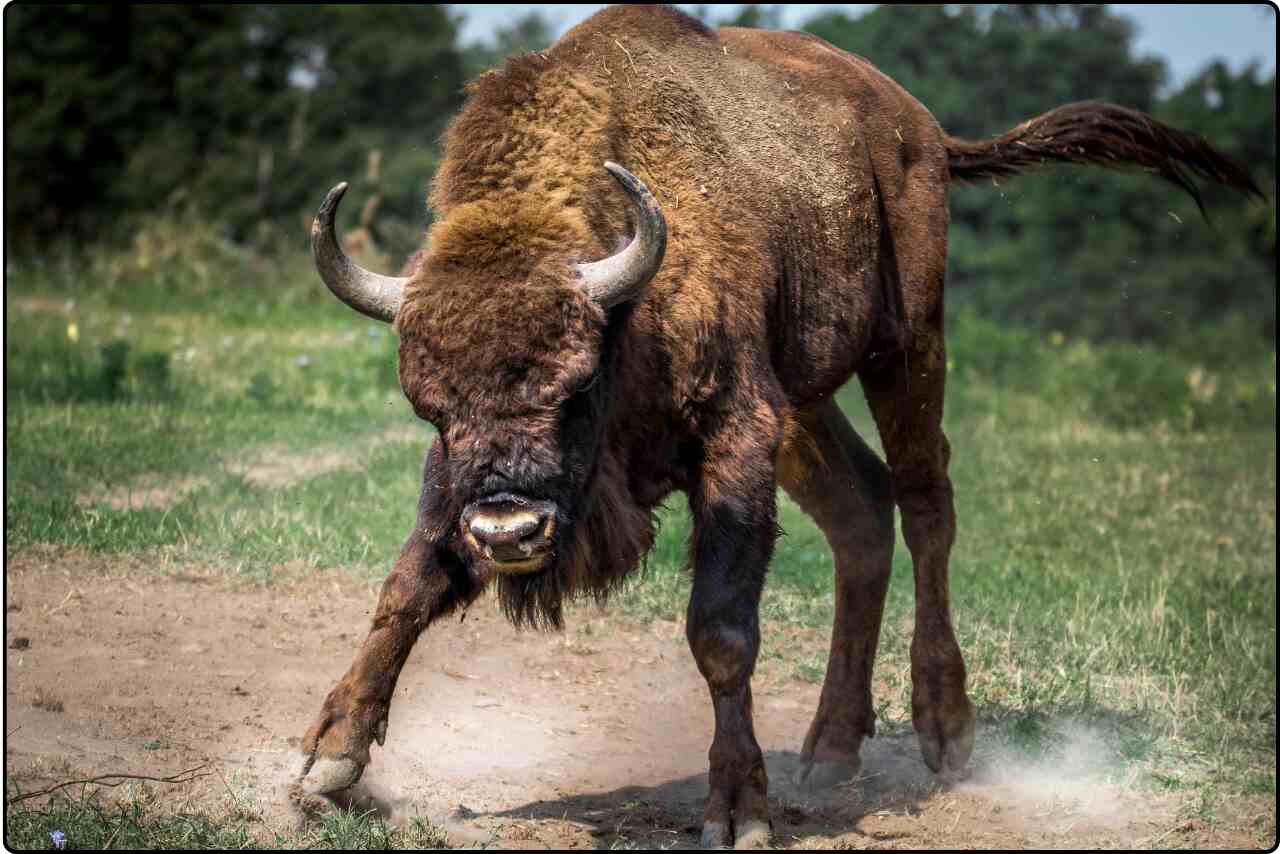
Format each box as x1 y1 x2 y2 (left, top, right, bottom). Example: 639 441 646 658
296 5 1259 847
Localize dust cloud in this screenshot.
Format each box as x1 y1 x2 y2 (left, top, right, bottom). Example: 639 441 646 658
959 719 1145 827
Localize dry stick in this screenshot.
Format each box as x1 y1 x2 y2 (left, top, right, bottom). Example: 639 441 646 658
47 589 77 615
1140 823 1183 849
834 770 884 789
101 820 124 851
7 765 211 805
215 766 248 816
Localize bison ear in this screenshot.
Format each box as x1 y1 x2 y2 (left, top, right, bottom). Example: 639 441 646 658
312 182 408 323
575 163 668 310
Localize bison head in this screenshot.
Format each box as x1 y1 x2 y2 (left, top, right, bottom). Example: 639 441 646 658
312 164 666 584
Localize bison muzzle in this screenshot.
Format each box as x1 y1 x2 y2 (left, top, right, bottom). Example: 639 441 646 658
461 493 558 572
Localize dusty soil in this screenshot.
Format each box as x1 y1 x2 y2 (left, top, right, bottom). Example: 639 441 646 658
4 549 1269 849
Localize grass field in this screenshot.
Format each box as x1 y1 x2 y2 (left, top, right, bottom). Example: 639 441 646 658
4 231 1276 848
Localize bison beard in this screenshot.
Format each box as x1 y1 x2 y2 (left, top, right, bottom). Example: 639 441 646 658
494 447 655 630
296 4 1260 847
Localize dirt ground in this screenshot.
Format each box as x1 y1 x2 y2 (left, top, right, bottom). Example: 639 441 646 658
4 549 1268 849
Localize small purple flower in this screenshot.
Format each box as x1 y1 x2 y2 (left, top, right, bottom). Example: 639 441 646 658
50 830 66 850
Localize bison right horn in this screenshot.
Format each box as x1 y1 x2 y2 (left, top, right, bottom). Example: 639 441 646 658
311 182 407 323
575 163 668 310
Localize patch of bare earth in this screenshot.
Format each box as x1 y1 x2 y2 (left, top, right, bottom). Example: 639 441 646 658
75 476 213 512
4 549 1271 849
75 424 424 509
223 424 422 490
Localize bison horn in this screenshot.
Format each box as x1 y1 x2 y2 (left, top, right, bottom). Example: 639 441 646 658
576 162 668 310
311 182 407 323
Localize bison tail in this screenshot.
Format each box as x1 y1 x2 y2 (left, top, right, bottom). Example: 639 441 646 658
944 100 1263 216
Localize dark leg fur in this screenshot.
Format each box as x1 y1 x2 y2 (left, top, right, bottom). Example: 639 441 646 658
778 400 895 788
686 412 780 849
861 338 974 774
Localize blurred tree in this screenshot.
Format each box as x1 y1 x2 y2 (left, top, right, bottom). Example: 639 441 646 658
200 5 469 261
5 5 260 243
1160 61 1276 270
460 10 555 79
717 5 785 30
5 4 469 263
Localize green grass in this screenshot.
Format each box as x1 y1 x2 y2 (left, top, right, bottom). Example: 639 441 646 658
5 229 1276 844
3 786 450 850
4 233 426 574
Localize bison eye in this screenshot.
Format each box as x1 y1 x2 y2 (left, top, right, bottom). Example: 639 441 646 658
503 360 532 382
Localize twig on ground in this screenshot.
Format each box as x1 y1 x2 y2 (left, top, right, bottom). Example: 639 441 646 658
835 770 884 789
101 820 124 851
47 589 77 615
215 767 248 815
7 765 211 805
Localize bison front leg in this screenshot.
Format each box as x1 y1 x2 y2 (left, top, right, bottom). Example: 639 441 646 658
297 443 480 795
686 416 779 850
297 531 476 794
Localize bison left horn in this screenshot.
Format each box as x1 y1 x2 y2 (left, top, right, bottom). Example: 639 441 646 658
311 182 407 323
575 162 668 310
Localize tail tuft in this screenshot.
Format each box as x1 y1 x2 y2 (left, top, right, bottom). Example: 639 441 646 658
945 100 1263 216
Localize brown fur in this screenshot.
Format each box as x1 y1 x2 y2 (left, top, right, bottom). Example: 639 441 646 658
305 6 1257 841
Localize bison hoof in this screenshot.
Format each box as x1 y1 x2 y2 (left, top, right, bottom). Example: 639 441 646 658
792 755 860 791
734 819 771 849
299 755 366 795
917 715 975 776
700 820 732 849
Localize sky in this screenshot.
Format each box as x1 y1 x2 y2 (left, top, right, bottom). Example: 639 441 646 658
451 4 1277 87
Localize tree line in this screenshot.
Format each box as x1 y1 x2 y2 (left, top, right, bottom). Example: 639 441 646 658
5 4 1274 345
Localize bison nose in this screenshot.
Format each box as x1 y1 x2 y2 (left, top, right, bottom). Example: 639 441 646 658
464 499 556 564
